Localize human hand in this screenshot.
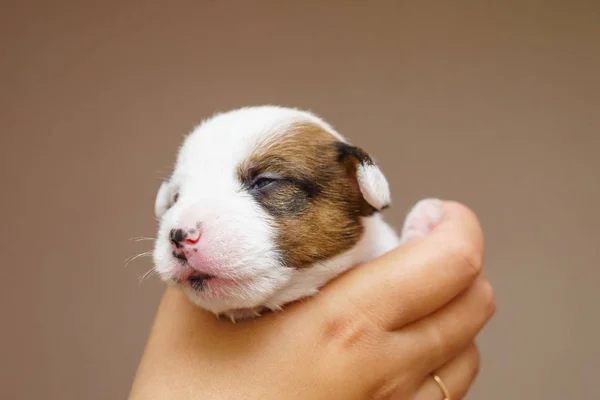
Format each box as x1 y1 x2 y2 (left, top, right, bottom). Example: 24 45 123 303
129 201 494 400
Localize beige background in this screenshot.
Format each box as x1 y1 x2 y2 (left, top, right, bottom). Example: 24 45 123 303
1 1 598 399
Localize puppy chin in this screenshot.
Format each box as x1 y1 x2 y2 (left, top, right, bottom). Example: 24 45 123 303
152 249 291 315
179 272 291 315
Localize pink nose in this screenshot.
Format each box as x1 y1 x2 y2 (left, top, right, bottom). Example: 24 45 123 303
169 228 202 248
170 227 202 263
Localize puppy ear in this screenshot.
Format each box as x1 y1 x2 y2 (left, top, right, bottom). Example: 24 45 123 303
335 142 391 213
154 180 173 219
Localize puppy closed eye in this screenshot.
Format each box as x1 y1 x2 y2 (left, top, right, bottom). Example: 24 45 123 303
250 174 285 191
252 177 277 190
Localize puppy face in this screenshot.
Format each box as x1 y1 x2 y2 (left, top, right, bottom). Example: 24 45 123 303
152 106 390 314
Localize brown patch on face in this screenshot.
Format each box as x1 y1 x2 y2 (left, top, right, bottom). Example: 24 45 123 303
238 123 378 269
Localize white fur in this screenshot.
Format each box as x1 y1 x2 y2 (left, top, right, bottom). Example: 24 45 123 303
264 213 400 309
152 105 438 319
356 164 391 210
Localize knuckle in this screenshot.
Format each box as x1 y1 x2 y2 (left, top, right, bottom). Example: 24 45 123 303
448 239 483 278
478 277 497 316
426 321 450 362
321 310 380 351
445 202 485 274
370 379 401 400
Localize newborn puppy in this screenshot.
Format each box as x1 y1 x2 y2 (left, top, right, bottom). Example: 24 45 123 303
153 106 441 321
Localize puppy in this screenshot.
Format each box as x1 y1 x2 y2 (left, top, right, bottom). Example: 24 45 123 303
152 106 441 321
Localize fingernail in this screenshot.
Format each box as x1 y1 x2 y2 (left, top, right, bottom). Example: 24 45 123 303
400 198 444 243
421 198 444 231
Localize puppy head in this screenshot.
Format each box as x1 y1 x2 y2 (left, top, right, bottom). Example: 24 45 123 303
153 106 390 314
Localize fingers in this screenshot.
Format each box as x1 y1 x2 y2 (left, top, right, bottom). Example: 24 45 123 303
412 343 480 400
397 275 495 374
321 200 485 331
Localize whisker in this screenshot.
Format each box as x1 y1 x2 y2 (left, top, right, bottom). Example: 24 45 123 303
125 251 153 268
130 237 156 243
138 268 157 285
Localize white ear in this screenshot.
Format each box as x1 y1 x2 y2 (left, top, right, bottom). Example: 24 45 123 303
154 181 172 219
356 163 391 211
335 141 391 212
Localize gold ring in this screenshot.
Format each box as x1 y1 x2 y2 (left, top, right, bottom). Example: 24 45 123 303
432 374 451 400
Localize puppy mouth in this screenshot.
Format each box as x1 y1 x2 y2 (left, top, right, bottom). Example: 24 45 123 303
187 272 216 291
172 251 188 265
167 251 252 293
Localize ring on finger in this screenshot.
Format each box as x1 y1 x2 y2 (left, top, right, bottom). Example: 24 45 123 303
432 374 451 400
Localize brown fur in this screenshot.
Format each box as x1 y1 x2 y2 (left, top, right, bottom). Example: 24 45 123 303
238 123 376 269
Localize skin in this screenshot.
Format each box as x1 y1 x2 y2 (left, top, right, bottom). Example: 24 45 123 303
129 201 495 400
